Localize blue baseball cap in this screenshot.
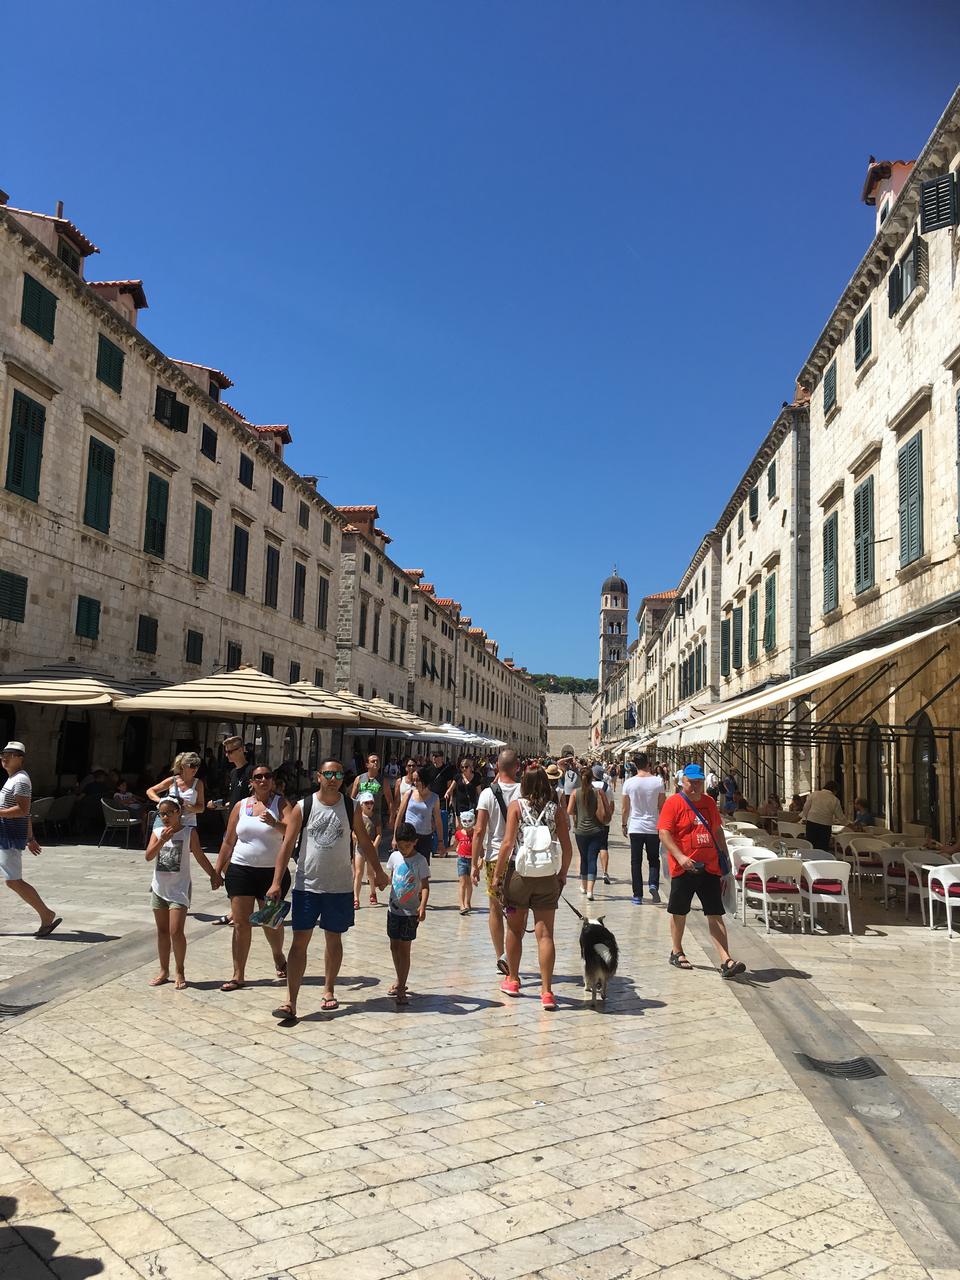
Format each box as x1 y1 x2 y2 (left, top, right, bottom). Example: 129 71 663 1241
682 764 705 780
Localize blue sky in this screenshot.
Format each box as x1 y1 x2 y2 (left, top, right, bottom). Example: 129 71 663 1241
5 2 958 677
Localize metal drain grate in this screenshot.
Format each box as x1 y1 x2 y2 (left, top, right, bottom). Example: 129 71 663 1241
796 1053 885 1080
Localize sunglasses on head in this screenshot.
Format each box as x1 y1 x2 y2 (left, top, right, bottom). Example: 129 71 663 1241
320 769 344 780
252 771 273 780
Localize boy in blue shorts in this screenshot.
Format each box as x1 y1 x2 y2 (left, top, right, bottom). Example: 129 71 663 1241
387 822 430 1005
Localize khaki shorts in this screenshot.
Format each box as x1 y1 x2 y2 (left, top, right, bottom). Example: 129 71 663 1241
503 865 561 912
484 861 498 899
151 891 190 911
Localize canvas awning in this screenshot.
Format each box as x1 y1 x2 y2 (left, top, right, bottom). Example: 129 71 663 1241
114 666 357 722
0 661 165 706
661 617 960 749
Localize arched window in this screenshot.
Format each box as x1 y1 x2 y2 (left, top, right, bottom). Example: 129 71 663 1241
912 711 938 837
865 721 884 820
826 730 845 807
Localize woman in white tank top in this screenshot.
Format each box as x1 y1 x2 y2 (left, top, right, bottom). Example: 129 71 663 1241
214 767 290 990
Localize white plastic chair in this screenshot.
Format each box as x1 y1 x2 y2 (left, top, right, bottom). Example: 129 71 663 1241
841 835 889 896
903 851 950 923
728 821 762 835
877 846 908 909
779 837 813 852
928 865 960 939
777 821 805 838
740 857 803 933
799 860 853 935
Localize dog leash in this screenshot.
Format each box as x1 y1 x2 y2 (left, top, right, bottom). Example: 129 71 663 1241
561 895 585 921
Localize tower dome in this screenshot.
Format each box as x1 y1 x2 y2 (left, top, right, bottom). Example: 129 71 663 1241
602 573 628 595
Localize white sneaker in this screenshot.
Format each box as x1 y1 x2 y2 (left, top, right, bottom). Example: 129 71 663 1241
586 893 594 901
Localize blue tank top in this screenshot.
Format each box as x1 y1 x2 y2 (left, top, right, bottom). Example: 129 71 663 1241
405 791 434 834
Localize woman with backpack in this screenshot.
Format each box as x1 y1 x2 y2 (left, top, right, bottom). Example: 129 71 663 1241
567 765 612 901
492 764 573 1010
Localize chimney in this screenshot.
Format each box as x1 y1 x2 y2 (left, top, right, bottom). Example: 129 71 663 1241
55 200 64 218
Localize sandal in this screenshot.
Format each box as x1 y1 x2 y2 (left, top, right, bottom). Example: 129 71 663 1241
353 897 360 909
369 893 378 906
394 988 410 1006
275 963 287 981
540 992 557 1011
272 1003 298 1024
320 996 339 1011
720 959 746 978
35 917 62 939
220 979 245 992
499 978 520 997
669 952 694 970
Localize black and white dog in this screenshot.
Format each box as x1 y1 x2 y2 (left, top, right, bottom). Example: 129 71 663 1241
579 915 619 1007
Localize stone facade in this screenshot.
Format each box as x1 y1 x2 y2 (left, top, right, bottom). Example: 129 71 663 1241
335 512 411 708
543 691 594 757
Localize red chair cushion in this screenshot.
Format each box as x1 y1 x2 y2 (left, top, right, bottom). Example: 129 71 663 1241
856 858 883 868
886 864 906 877
743 875 798 894
931 881 960 898
807 879 844 895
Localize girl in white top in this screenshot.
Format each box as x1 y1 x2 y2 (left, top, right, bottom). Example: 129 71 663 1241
395 759 416 807
214 767 290 990
147 752 205 832
146 798 220 989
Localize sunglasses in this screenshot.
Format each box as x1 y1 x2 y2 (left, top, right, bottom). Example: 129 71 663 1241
252 772 273 781
320 769 345 780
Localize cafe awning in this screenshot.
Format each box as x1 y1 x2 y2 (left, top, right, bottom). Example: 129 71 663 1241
114 666 356 722
663 617 960 749
0 661 163 706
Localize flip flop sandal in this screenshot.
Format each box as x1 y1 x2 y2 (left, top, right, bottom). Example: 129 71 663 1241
353 898 360 909
35 917 62 939
220 979 245 992
275 965 287 981
213 915 231 926
669 952 694 970
720 959 746 978
272 1004 298 1021
320 996 339 1011
496 957 509 975
369 894 378 906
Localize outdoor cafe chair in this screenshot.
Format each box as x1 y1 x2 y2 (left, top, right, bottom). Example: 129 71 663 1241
903 851 951 924
798 859 853 935
99 800 142 849
841 835 889 896
779 837 813 852
777 820 805 838
46 794 75 838
740 856 803 933
28 796 54 838
877 846 909 908
928 864 960 939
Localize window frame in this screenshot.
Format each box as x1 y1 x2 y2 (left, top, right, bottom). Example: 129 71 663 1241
21 274 56 343
75 595 101 640
96 334 124 393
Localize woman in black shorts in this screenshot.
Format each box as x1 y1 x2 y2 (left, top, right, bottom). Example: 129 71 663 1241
214 766 290 991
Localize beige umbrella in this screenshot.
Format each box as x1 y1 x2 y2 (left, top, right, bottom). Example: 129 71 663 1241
291 683 413 730
114 666 357 723
0 661 146 706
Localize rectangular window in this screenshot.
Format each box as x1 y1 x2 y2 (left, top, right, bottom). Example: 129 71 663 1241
270 478 284 511
732 606 743 669
854 308 872 369
399 622 407 665
75 595 100 640
737 511 744 541
763 574 776 651
143 473 169 558
292 561 306 621
372 606 381 654
96 335 124 393
0 570 27 623
238 454 254 488
136 614 158 654
377 563 383 585
392 576 399 597
317 574 329 630
898 432 924 567
823 361 837 415
154 387 188 432
289 660 301 684
358 598 368 647
363 553 371 574
889 233 926 316
261 652 274 677
21 274 56 342
823 511 839 613
298 500 309 530
853 475 875 593
748 486 759 522
58 239 81 273
747 590 759 662
389 619 397 663
191 501 212 579
767 460 777 499
226 641 242 670
314 668 324 687
322 518 332 546
725 529 731 555
82 437 114 533
264 545 280 608
200 424 218 461
185 629 203 665
6 390 45 502
720 620 731 676
919 172 958 233
230 525 249 594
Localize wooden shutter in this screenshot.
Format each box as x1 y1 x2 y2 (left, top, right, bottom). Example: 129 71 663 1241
823 512 838 612
185 630 203 664
6 391 45 501
143 474 169 557
96 335 124 392
854 310 872 369
136 615 158 653
823 362 837 414
75 596 101 640
83 438 115 533
767 460 776 499
763 574 776 651
898 433 923 566
732 606 743 668
230 526 248 594
888 263 903 316
317 575 329 629
748 486 759 521
747 591 758 662
853 476 875 592
264 546 280 608
21 274 56 342
920 173 958 233
171 400 189 433
191 501 212 579
293 561 306 621
154 387 175 426
0 570 28 622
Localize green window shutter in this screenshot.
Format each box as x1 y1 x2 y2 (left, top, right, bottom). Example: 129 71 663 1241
888 263 903 316
143 473 169 558
748 486 759 521
823 512 838 612
767 460 777 499
920 173 958 233
185 630 203 664
732 606 743 669
6 391 45 501
747 591 758 662
82 438 115 533
264 545 280 609
823 361 837 414
75 596 100 640
854 309 872 369
292 561 306 621
763 574 776 651
226 641 242 670
853 476 875 593
191 501 212 579
317 575 329 630
171 400 189 433
230 526 248 594
96 335 124 393
21 274 57 342
136 615 158 654
898 433 923 566
0 570 28 622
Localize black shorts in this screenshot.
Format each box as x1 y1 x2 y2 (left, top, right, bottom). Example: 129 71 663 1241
225 864 290 902
667 870 724 917
387 911 419 942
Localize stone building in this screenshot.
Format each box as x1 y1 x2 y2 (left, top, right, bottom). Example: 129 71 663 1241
543 690 594 758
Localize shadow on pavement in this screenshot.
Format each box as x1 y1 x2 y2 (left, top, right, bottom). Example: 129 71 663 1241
0 1195 104 1277
737 966 813 986
0 1000 46 1020
300 992 504 1019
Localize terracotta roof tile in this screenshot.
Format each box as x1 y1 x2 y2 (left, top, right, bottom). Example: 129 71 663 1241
337 505 380 515
6 207 100 255
403 568 424 580
172 359 234 389
87 279 148 309
643 589 679 601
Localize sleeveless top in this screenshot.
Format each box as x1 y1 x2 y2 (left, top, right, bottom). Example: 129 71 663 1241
452 775 481 816
405 790 435 835
233 794 283 868
572 789 603 836
398 778 415 800
163 778 198 829
295 795 353 894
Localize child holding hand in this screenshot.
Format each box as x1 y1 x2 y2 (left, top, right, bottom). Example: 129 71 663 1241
386 822 430 1005
146 797 221 989
455 809 476 915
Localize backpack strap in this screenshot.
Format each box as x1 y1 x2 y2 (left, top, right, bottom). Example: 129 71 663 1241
679 794 730 874
292 793 313 862
490 783 508 823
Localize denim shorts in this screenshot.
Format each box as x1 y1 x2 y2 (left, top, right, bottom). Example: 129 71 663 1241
456 855 472 877
290 890 355 934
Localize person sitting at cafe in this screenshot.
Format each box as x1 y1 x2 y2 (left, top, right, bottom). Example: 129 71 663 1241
851 797 876 830
113 778 149 839
789 793 805 813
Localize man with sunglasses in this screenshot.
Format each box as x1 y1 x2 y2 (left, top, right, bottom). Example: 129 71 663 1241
269 760 388 1023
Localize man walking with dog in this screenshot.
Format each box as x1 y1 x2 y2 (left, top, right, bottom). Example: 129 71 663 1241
472 748 521 974
658 764 745 977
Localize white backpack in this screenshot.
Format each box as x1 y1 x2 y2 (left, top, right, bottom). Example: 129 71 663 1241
514 800 561 878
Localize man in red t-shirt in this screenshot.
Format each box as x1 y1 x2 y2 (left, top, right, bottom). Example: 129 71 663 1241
658 764 745 977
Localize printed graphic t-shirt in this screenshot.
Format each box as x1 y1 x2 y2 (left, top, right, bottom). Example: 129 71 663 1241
151 827 193 906
386 850 430 916
295 795 354 895
658 792 723 877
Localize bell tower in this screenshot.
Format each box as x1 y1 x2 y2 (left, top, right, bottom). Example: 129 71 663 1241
598 569 629 689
